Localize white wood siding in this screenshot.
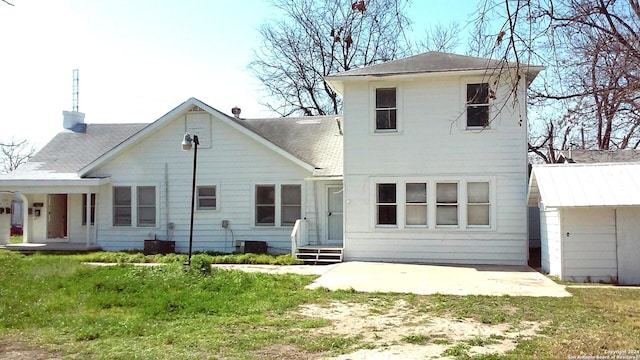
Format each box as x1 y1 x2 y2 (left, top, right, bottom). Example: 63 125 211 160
561 207 617 283
540 205 561 276
342 74 529 265
89 111 314 253
616 207 640 285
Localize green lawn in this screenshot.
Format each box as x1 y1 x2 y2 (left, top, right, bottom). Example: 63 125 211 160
0 250 639 359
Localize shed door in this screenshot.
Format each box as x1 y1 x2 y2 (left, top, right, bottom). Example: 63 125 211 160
616 207 640 285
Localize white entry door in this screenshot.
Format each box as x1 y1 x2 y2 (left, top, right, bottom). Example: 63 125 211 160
327 186 343 244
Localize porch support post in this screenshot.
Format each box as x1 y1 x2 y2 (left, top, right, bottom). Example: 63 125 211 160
85 191 91 246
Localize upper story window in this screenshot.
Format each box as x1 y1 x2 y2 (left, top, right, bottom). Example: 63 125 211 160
375 88 397 131
466 83 489 128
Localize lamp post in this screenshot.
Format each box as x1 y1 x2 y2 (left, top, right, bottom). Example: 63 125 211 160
181 132 199 265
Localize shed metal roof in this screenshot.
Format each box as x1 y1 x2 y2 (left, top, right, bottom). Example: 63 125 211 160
527 163 640 207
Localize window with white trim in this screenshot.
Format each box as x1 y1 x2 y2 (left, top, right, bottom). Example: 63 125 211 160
82 194 95 226
376 183 397 225
113 186 131 226
197 186 217 210
137 186 156 227
256 185 276 226
281 185 301 226
405 183 427 226
466 83 490 128
375 88 397 131
436 182 458 226
467 182 490 226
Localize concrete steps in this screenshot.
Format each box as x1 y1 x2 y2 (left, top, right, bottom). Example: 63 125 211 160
295 246 343 265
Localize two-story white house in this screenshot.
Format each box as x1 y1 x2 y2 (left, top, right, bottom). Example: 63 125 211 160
0 52 542 265
326 52 542 265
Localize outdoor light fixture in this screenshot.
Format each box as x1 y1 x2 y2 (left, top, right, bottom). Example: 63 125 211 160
181 132 199 265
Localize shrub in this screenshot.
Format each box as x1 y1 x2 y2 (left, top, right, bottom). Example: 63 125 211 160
190 254 212 276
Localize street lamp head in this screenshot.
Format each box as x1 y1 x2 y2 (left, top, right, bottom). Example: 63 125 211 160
182 132 193 151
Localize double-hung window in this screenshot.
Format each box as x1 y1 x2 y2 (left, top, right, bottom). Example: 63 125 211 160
436 183 458 226
255 184 301 226
113 187 132 226
467 182 490 226
197 186 217 210
466 83 490 128
137 186 156 227
376 183 397 225
405 183 427 226
281 185 301 226
256 185 276 226
375 88 397 131
82 194 96 226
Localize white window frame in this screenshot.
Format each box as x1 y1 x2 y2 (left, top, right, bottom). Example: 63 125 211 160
113 186 132 227
252 182 304 228
82 193 96 226
137 186 156 227
281 184 302 226
375 182 398 227
369 177 496 231
197 185 218 210
435 182 459 228
460 78 496 131
405 182 427 227
466 181 491 228
111 184 160 229
370 82 403 134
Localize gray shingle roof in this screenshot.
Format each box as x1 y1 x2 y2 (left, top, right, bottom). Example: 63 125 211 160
3 112 343 181
7 124 147 179
233 116 343 176
560 149 640 164
327 51 541 78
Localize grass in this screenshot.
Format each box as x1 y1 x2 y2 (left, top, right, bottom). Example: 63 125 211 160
1 250 639 359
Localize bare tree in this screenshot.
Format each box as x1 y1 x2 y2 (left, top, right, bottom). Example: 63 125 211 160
474 0 640 162
418 22 462 53
249 0 411 116
0 139 35 174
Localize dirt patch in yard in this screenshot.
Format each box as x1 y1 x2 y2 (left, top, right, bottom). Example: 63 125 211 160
0 339 62 360
298 299 546 359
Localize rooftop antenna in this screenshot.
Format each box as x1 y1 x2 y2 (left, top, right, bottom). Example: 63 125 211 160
72 69 79 112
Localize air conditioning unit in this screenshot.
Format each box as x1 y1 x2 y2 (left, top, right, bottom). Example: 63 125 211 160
236 240 268 254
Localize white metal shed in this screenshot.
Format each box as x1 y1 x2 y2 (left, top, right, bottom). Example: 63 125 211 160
528 163 640 285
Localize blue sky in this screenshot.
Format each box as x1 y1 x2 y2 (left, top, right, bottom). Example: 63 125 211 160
0 0 477 149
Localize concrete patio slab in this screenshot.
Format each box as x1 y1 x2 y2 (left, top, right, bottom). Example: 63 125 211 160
213 261 571 297
305 261 570 297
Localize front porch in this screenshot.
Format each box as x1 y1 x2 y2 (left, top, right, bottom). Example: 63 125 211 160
1 242 101 254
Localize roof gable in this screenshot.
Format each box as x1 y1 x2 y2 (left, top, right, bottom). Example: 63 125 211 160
79 98 323 176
